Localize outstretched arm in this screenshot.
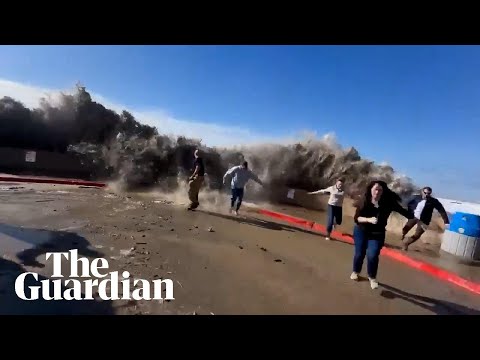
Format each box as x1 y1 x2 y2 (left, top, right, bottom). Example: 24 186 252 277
249 171 263 186
393 201 414 220
434 200 450 225
223 166 238 184
308 186 332 195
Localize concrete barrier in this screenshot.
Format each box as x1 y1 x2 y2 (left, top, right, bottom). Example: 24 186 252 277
0 147 94 179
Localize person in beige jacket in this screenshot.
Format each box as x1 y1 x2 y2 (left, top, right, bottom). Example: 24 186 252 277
308 178 345 240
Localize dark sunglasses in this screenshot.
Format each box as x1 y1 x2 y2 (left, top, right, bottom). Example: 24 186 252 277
423 191 431 196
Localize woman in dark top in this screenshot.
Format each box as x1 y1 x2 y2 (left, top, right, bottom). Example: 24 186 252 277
351 180 413 289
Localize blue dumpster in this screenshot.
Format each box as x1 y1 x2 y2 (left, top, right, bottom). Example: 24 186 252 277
441 212 480 260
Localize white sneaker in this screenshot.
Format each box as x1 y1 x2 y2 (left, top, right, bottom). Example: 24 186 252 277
350 272 359 281
369 278 379 290
234 210 239 216
325 236 331 241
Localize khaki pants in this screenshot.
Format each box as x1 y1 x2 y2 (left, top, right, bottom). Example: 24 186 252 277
402 218 428 247
188 175 204 208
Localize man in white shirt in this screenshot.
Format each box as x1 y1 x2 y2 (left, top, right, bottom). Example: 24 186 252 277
308 178 345 240
223 161 263 215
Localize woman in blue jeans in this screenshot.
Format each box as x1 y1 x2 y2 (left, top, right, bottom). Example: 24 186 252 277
351 180 413 289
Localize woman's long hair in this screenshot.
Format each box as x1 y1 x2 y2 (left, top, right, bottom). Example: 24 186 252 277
354 180 402 209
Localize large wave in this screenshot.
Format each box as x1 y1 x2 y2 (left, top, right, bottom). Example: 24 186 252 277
0 84 418 199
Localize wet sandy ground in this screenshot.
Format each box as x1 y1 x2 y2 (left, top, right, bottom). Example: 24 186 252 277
257 203 480 284
1 183 479 315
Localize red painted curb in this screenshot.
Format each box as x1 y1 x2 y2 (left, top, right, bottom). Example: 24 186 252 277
256 208 480 296
258 209 315 228
0 176 106 188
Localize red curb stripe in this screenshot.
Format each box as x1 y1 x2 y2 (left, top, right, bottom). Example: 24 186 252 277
258 209 315 228
0 176 106 188
381 248 480 295
312 223 354 244
257 208 480 296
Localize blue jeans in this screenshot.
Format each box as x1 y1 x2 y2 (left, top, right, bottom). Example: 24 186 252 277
231 187 244 210
352 225 385 279
327 205 343 235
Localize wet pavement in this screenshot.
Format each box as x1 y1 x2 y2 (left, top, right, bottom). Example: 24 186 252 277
253 202 480 284
1 183 479 315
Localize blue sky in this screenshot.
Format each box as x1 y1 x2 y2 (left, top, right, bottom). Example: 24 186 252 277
0 45 479 202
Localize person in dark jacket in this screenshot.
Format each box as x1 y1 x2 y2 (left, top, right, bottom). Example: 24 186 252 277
401 186 450 251
351 180 414 289
187 149 205 210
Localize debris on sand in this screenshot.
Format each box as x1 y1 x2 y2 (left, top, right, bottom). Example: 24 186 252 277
274 259 282 263
0 186 25 191
136 242 147 245
260 247 267 252
239 246 244 249
207 227 214 232
120 247 135 256
154 199 175 205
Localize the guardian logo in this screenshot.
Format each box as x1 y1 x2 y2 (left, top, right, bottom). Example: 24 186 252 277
14 249 175 301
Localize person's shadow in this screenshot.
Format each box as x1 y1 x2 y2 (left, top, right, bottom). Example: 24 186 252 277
199 210 324 237
0 222 115 314
0 256 114 315
0 222 102 268
379 283 480 315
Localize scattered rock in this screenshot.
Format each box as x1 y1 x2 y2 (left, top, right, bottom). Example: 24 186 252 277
120 247 135 257
207 227 214 232
170 228 175 231
274 259 282 263
260 247 267 252
136 242 147 245
142 234 146 237
194 225 198 228
239 246 244 249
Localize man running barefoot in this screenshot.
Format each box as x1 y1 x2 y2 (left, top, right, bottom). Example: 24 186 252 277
308 178 345 240
223 161 263 215
401 186 450 251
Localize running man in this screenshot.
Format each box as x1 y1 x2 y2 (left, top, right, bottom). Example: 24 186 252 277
308 178 345 240
223 161 263 215
187 149 205 210
401 186 450 251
